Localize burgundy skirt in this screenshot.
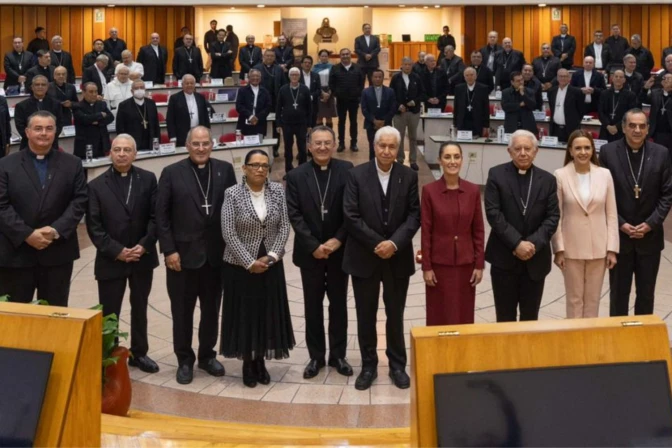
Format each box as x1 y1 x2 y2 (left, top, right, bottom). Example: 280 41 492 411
425 263 476 326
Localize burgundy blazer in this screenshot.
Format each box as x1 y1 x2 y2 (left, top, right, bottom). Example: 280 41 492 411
421 178 485 271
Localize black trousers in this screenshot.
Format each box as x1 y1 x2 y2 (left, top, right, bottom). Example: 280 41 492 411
366 127 376 160
551 124 570 143
336 98 359 147
360 67 375 87
609 250 661 316
0 262 73 307
653 132 672 164
166 263 222 366
282 122 308 173
491 265 545 322
98 270 154 357
352 262 410 371
300 259 349 362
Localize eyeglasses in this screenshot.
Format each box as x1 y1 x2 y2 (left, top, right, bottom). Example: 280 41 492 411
246 163 270 171
627 123 648 130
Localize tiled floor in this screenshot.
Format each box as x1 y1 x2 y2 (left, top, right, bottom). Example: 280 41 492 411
66 112 672 428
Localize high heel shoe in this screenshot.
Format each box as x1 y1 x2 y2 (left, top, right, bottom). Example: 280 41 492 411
256 358 271 385
242 360 257 388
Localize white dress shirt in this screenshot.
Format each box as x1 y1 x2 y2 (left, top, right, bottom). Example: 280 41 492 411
96 67 108 97
577 172 591 205
185 92 199 128
250 84 259 112
402 72 410 88
302 71 312 98
151 44 160 58
375 159 391 194
583 70 593 103
593 43 603 69
365 35 371 47
554 86 567 125
105 79 132 108
124 61 145 77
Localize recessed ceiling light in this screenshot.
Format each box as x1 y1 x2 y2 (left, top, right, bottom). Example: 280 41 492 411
230 6 235 9
399 4 406 7
538 3 546 6
257 4 265 7
363 4 369 7
423 5 429 8
107 4 115 6
435 5 441 8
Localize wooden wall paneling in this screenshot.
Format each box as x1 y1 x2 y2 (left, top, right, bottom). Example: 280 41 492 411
70 8 83 75
22 7 35 44
649 5 661 66
1 6 14 55
493 6 506 45
146 10 155 51
462 6 475 57
82 7 93 59
167 7 176 53
630 6 642 37
60 8 70 54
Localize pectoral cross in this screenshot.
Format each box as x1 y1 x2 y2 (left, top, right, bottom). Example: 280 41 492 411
662 106 667 115
188 58 193 64
321 205 328 221
202 199 211 214
610 112 616 120
142 119 148 129
634 184 641 199
467 105 473 112
293 102 298 110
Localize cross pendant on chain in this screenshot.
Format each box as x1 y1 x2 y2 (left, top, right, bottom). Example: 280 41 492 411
142 119 148 129
293 102 298 110
610 112 616 120
321 205 328 221
467 105 473 112
634 184 641 199
202 199 211 214
662 106 667 115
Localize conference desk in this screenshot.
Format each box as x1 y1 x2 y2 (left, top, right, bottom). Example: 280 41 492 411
421 112 602 163
83 139 277 183
428 135 566 183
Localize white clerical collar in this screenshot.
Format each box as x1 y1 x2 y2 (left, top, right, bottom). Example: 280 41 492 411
375 159 392 176
134 98 145 105
290 83 300 89
467 83 475 91
342 63 352 70
53 50 62 53
560 34 567 38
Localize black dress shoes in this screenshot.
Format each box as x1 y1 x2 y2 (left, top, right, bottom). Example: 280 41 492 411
410 163 419 171
328 358 353 376
303 359 326 379
176 364 193 384
354 369 378 390
128 355 160 373
243 360 257 388
337 144 345 153
197 358 225 377
389 369 410 389
255 359 271 385
350 144 359 152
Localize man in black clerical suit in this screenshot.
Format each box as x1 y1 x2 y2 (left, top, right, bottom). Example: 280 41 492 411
532 43 561 92
361 69 397 160
484 130 559 322
49 35 76 85
82 54 112 99
495 38 526 90
286 126 354 380
3 37 34 90
172 34 203 81
459 51 494 94
0 96 11 159
86 134 160 374
137 33 169 85
584 30 612 72
623 54 644 101
73 83 114 159
156 126 237 385
599 109 672 316
441 46 465 95
27 27 49 56
299 56 322 127
547 69 584 143
598 70 638 142
210 29 233 80
354 23 381 86
454 67 490 138
648 73 672 155
276 67 312 176
479 31 502 73
116 80 160 151
342 126 420 391
235 69 271 137
421 55 448 113
47 66 78 128
437 26 456 62
501 72 538 135
104 27 127 64
391 57 425 171
15 76 62 150
625 35 655 81
551 24 576 70
522 64 543 111
274 34 294 73
0 111 87 306
166 75 211 147
225 25 239 72
82 39 114 77
412 52 425 77
571 56 607 115
606 25 630 68
25 50 54 92
239 35 262 80
330 48 365 153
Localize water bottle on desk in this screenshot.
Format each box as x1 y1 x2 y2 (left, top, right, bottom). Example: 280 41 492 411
85 144 93 162
168 74 174 87
497 125 505 143
209 88 215 101
152 138 159 155
235 130 243 145
19 82 25 95
449 125 456 140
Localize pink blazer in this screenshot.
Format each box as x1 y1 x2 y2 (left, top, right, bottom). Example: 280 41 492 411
551 163 619 259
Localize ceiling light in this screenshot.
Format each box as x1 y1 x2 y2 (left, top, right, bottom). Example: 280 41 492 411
230 6 235 9
423 5 429 8
364 4 369 7
538 3 546 6
257 4 265 7
435 5 441 8
399 4 406 7
107 4 115 6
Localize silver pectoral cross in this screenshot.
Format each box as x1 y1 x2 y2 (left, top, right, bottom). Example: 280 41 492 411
321 205 328 221
202 199 211 214
293 102 298 110
142 119 148 129
467 105 473 112
610 112 616 120
662 106 667 115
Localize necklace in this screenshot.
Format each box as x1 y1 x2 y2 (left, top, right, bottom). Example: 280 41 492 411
661 95 670 115
123 172 133 205
466 86 475 112
290 85 300 109
540 58 550 78
625 144 645 199
520 167 534 216
502 51 513 69
610 90 621 120
185 47 193 64
135 101 148 129
191 164 212 214
312 166 332 221
52 51 62 66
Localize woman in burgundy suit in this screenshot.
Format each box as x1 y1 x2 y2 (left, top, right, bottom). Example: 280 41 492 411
421 142 485 325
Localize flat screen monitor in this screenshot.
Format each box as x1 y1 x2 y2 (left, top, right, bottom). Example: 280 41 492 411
434 361 672 447
217 87 238 102
0 347 53 447
402 34 411 42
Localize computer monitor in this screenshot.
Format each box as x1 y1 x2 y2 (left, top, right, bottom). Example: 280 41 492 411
402 34 411 42
434 361 672 447
0 347 53 447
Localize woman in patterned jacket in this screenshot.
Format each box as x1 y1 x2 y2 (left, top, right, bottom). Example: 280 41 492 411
220 149 295 388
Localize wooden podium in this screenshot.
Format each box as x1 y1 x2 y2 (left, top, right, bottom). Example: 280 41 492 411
409 316 672 447
0 302 101 447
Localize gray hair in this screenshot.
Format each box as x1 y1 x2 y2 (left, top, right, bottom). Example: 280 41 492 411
248 69 261 77
401 57 413 64
31 75 48 84
186 126 213 145
631 34 641 41
115 64 130 75
112 134 137 151
51 35 62 43
182 74 196 83
288 67 300 76
121 49 133 58
508 130 538 150
96 54 109 63
373 126 401 145
623 54 636 63
131 80 145 89
444 45 455 52
463 67 477 76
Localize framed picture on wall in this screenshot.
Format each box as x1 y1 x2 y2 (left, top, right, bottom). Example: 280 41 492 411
94 8 105 23
551 8 562 21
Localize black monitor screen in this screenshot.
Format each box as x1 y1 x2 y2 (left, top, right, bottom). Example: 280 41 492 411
0 347 53 447
434 361 672 447
218 88 238 102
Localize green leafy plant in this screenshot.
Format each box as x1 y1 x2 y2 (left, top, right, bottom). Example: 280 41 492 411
0 295 8 302
90 304 129 384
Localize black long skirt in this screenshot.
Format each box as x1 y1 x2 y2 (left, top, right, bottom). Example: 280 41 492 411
220 258 295 361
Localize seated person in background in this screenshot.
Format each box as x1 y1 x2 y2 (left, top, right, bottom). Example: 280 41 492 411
105 64 133 109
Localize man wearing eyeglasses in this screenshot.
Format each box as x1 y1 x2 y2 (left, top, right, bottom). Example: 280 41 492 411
86 134 160 374
0 110 87 306
598 108 672 317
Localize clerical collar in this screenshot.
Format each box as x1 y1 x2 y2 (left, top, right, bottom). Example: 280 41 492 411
290 83 299 89
513 161 531 175
311 159 330 171
27 148 52 160
189 158 209 169
626 141 644 153
113 166 133 177
560 34 567 38
53 50 62 53
665 91 670 97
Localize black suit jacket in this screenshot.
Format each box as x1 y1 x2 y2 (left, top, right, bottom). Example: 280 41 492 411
286 159 354 268
253 62 287 106
25 64 55 92
441 56 466 93
86 166 159 280
625 71 645 101
82 64 111 96
166 91 211 147
495 50 526 89
210 41 233 79
0 148 87 268
422 68 449 111
47 82 79 128
626 46 655 80
274 46 294 67
454 82 490 136
172 46 204 80
82 51 114 77
390 71 426 114
49 50 76 84
547 85 584 137
3 51 34 88
115 97 161 150
551 35 577 68
156 158 236 269
479 44 503 71
235 84 272 136
532 56 561 85
137 45 168 84
571 69 606 105
73 100 114 158
14 96 63 150
239 46 262 77
648 90 672 137
584 43 613 71
342 161 420 278
484 162 559 281
360 86 397 130
0 97 11 158
299 70 322 126
104 38 127 62
599 139 672 254
501 86 538 134
354 35 381 69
